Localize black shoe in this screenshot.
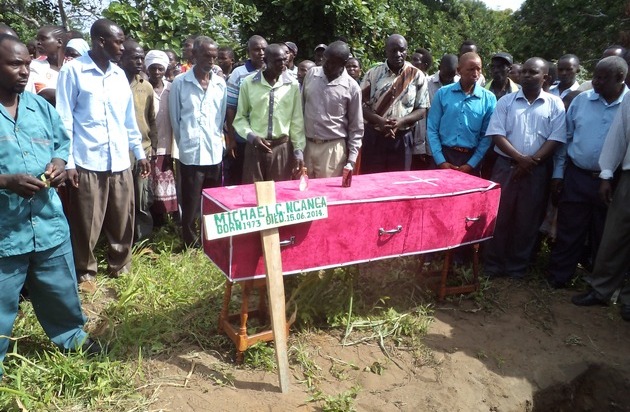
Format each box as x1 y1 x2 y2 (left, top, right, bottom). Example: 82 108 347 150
64 338 105 357
620 305 630 322
572 290 607 307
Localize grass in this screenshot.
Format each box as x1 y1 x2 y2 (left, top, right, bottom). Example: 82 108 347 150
1 222 440 411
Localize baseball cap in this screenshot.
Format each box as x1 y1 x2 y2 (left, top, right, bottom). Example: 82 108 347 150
284 41 298 55
492 52 513 65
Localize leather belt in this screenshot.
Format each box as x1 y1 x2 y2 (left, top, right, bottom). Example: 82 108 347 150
445 146 472 154
262 135 289 147
306 137 344 144
570 160 600 178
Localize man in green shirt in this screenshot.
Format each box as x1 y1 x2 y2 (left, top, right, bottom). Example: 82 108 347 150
234 43 305 182
0 35 99 376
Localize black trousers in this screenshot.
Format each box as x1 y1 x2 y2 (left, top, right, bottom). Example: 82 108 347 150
179 161 222 247
360 125 412 174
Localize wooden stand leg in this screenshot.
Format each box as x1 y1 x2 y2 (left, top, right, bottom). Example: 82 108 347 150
439 250 452 301
421 244 481 301
218 280 233 333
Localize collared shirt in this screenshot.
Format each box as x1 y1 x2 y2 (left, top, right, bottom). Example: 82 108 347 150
226 60 258 108
56 53 145 171
26 57 58 94
302 67 364 163
361 61 429 123
154 80 175 156
233 70 306 157
485 78 521 98
0 92 70 257
427 72 460 102
486 89 566 157
169 67 227 166
553 87 629 178
550 81 580 99
427 81 497 168
130 75 157 156
599 94 630 179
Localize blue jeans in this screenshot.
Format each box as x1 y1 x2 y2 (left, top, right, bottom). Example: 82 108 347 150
0 239 87 373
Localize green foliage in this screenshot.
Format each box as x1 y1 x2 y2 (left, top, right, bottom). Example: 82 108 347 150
509 0 630 70
0 0 60 41
243 341 276 371
103 0 260 54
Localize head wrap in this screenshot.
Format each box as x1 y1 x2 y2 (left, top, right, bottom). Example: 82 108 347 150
65 38 89 56
144 50 169 70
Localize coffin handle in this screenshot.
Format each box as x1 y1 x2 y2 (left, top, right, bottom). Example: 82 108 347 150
465 217 480 222
279 236 296 247
378 225 403 236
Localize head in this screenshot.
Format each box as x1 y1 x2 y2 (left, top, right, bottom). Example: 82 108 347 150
0 23 17 38
557 54 580 87
345 57 361 81
217 46 235 75
509 63 522 84
322 41 350 81
284 41 298 66
165 50 178 71
624 50 630 87
64 38 89 61
411 48 432 73
247 35 267 69
562 90 582 110
182 36 197 62
192 36 218 74
27 39 38 58
36 25 65 59
459 40 478 56
263 43 287 78
603 45 626 59
439 54 459 85
521 57 549 94
0 35 31 96
458 52 482 88
490 53 513 84
144 50 169 84
90 19 126 63
120 39 145 76
592 56 628 102
313 44 327 66
297 59 315 85
385 34 407 72
544 61 558 91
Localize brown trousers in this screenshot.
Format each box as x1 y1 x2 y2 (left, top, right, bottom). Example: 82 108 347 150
68 167 135 278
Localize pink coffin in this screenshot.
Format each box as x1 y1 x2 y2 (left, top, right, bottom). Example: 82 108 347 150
202 170 500 282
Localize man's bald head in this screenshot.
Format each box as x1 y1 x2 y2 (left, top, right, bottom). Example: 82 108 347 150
324 41 350 62
385 34 407 72
459 52 481 66
90 19 120 42
386 34 407 50
0 23 18 38
595 56 628 81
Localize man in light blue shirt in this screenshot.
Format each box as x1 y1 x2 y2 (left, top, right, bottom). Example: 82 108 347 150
56 19 149 290
548 56 629 288
0 36 100 375
427 52 496 174
169 36 227 247
483 57 566 279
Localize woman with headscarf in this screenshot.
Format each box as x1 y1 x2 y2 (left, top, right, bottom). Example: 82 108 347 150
64 38 89 62
145 50 179 223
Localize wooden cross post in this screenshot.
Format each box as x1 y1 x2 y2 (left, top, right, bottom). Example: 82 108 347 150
255 181 291 393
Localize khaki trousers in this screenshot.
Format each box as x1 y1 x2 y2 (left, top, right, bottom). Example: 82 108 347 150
68 167 135 278
304 138 347 178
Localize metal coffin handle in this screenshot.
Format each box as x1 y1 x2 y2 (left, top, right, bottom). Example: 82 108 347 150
379 225 403 236
279 236 296 247
465 217 480 222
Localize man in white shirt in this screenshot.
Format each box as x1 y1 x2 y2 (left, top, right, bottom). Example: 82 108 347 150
550 54 581 99
56 19 150 291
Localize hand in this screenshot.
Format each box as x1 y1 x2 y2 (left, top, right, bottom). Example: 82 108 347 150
6 173 46 198
252 136 272 154
44 158 67 188
226 137 237 158
458 164 474 175
550 178 563 206
438 162 459 170
599 179 613 206
138 159 151 178
512 155 538 181
293 158 305 179
66 168 80 188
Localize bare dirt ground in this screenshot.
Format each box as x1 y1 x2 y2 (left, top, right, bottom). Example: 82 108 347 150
144 269 630 412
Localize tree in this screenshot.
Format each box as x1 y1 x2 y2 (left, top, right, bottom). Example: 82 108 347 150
509 0 630 70
103 0 259 55
0 0 60 40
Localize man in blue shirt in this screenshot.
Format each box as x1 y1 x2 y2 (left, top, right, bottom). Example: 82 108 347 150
0 35 99 376
483 57 566 279
548 56 629 288
169 36 227 247
56 19 150 290
427 52 496 174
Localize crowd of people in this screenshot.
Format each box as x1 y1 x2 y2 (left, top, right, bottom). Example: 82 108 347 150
2 17 630 376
